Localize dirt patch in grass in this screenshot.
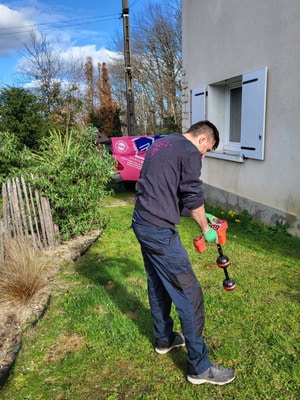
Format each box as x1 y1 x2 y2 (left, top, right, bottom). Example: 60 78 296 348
0 229 102 387
45 333 85 363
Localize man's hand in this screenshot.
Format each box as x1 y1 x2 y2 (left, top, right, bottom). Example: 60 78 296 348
203 227 218 243
205 213 218 223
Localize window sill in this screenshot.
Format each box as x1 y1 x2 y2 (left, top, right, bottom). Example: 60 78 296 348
206 151 244 163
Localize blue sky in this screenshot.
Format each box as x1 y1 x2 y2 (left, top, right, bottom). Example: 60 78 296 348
0 0 150 87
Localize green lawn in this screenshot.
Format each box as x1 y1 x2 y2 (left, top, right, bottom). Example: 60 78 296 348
1 190 299 399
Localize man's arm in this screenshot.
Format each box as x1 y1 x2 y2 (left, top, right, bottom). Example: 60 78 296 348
190 205 218 243
190 204 210 233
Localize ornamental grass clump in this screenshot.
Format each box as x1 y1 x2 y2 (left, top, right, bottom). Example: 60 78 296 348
0 238 51 304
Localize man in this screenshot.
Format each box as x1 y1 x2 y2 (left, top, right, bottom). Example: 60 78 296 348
132 120 235 385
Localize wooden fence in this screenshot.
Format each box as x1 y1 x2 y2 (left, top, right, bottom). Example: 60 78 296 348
1 177 56 260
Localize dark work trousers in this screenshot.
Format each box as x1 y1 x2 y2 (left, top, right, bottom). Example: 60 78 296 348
132 210 212 374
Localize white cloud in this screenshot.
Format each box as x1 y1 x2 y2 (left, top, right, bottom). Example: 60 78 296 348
17 44 121 77
59 44 121 64
20 44 122 90
0 5 37 56
0 2 122 87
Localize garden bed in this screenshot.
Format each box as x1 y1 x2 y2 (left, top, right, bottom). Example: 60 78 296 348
0 229 102 387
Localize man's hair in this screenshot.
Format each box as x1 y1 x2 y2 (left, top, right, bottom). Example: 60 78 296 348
186 120 220 150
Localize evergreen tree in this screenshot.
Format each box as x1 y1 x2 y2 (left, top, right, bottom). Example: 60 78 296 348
85 56 95 123
0 87 49 149
98 62 122 137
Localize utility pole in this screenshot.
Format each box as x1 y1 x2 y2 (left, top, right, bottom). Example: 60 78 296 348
122 0 135 136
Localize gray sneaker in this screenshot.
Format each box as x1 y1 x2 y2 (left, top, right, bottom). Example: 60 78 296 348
187 365 235 385
155 333 185 354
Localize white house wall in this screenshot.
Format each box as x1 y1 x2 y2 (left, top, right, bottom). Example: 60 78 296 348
182 0 300 236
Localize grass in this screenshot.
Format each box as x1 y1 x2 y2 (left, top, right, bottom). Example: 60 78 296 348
1 188 299 399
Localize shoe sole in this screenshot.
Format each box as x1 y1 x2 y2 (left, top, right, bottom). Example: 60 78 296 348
187 374 235 385
155 342 185 354
155 333 185 354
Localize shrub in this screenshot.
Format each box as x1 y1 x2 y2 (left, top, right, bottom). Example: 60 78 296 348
24 128 116 239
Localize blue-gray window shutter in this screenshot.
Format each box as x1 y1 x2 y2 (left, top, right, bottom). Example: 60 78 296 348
191 86 206 124
241 67 267 160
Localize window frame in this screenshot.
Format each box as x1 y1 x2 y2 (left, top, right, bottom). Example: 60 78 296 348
190 67 267 162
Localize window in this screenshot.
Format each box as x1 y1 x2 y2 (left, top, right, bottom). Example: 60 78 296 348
224 80 242 153
190 67 267 161
230 87 242 142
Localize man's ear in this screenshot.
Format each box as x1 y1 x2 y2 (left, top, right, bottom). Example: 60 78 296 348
198 134 207 145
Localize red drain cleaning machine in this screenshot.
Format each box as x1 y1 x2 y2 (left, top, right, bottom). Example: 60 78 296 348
193 218 236 291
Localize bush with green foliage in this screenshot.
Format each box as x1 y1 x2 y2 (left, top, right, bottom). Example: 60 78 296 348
0 131 20 180
0 131 34 183
0 87 49 150
22 128 116 239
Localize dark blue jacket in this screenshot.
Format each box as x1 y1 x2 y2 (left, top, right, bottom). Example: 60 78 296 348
135 133 204 228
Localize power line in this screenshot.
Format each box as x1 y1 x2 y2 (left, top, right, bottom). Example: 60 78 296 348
0 13 119 31
0 14 120 36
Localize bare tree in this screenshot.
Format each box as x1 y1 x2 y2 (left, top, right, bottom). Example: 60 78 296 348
18 30 84 130
108 57 128 128
132 0 182 133
17 0 182 136
109 0 182 135
19 31 61 112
